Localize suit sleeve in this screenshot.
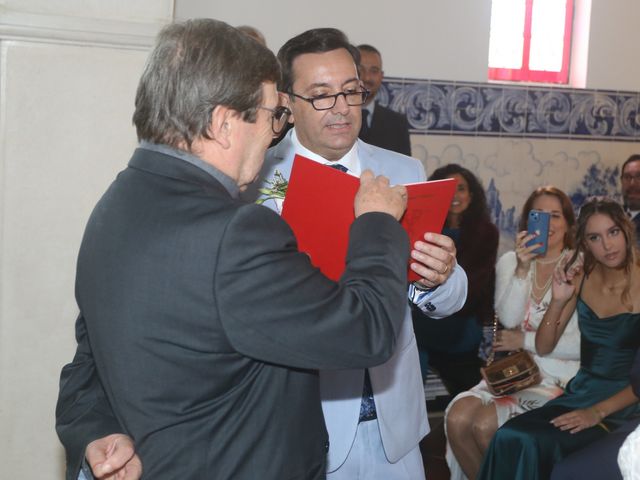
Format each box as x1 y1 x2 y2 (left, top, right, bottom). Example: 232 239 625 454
56 314 124 480
410 264 468 318
215 205 410 369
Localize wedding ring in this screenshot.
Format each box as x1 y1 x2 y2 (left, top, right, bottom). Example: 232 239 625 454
441 264 449 275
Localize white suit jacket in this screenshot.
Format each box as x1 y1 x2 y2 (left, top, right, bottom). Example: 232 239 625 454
249 130 467 471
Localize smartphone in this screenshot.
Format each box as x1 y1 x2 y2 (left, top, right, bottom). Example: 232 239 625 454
526 210 550 255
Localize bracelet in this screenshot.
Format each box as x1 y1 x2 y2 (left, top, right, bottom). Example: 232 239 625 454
590 406 605 422
412 281 438 293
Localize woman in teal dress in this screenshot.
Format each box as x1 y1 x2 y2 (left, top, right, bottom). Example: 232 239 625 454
478 198 640 480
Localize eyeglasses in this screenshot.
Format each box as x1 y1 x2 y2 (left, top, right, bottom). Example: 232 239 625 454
289 90 370 111
256 105 291 136
622 172 640 183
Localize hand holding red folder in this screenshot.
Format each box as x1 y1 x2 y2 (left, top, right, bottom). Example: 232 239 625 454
354 170 408 220
281 155 457 281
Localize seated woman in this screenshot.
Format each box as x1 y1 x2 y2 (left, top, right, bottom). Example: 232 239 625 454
478 198 640 480
445 186 581 480
412 164 499 396
550 349 640 480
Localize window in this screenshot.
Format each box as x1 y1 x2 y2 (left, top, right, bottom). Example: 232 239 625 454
488 0 574 84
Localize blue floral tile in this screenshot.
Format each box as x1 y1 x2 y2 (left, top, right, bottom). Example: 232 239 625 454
382 77 640 142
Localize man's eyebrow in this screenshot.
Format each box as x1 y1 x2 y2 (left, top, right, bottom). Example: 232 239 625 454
305 82 331 90
341 77 360 87
303 77 361 92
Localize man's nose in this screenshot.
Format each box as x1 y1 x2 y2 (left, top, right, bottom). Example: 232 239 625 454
331 93 351 114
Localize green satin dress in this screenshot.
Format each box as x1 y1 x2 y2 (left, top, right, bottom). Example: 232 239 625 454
478 297 640 480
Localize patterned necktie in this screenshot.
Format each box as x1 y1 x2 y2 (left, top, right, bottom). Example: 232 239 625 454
328 163 348 173
359 369 377 422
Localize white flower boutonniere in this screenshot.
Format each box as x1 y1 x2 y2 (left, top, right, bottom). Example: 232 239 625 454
256 170 288 205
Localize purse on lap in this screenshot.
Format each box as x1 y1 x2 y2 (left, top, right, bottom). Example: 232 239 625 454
480 314 541 396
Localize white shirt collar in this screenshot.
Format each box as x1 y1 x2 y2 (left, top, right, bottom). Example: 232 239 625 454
290 128 361 176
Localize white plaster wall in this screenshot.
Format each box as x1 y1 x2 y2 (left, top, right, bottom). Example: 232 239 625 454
587 0 640 91
0 1 173 477
175 0 492 82
176 0 640 91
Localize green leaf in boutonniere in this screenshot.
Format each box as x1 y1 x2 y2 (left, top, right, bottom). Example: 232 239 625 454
256 170 288 204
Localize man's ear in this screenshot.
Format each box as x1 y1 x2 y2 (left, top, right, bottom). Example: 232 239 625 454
209 105 235 149
280 93 295 125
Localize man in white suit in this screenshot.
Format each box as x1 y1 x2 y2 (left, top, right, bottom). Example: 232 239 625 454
250 28 467 479
78 27 468 480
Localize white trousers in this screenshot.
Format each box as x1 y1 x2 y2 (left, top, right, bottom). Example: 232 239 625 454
328 419 426 480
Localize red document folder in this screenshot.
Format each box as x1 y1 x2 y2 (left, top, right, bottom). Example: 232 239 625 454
281 155 457 282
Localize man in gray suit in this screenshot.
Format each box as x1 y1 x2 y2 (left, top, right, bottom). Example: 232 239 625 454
250 28 466 479
55 19 414 480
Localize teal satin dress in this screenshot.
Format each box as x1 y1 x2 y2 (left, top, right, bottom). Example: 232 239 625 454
478 298 640 480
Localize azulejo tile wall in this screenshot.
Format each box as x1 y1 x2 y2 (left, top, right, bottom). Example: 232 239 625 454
380 77 640 253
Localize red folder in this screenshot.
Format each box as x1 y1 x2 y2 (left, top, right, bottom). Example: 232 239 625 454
281 155 457 281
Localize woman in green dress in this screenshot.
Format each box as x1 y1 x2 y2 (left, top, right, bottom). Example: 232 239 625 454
478 198 640 480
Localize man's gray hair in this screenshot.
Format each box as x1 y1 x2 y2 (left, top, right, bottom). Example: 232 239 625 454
133 18 280 150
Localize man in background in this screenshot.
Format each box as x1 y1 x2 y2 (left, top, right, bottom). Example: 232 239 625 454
358 43 412 156
621 153 640 244
55 19 413 480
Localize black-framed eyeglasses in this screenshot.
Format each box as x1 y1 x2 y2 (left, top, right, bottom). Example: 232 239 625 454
622 173 640 183
289 90 370 111
256 105 291 136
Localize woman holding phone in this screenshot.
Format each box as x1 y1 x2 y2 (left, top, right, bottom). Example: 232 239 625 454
478 197 640 480
445 186 581 480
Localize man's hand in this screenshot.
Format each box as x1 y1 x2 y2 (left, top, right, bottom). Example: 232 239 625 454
410 232 456 288
85 434 142 480
354 170 407 220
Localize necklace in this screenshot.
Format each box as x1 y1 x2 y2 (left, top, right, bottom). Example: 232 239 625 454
535 250 566 265
531 250 567 302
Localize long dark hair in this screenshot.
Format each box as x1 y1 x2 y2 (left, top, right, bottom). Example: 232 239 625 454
428 163 490 230
568 197 638 308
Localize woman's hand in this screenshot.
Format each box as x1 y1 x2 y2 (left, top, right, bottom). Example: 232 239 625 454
550 251 582 303
514 230 540 277
550 407 603 434
493 329 524 351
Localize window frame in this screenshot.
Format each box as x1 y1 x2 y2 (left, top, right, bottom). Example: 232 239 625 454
488 0 574 84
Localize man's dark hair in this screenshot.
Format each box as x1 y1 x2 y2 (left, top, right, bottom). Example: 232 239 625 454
621 154 640 176
357 44 381 57
277 28 360 93
133 18 280 151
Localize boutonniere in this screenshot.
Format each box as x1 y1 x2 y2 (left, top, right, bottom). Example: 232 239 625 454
256 170 288 205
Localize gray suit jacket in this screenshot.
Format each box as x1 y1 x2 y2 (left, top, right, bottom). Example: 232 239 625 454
250 131 466 470
56 146 411 479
